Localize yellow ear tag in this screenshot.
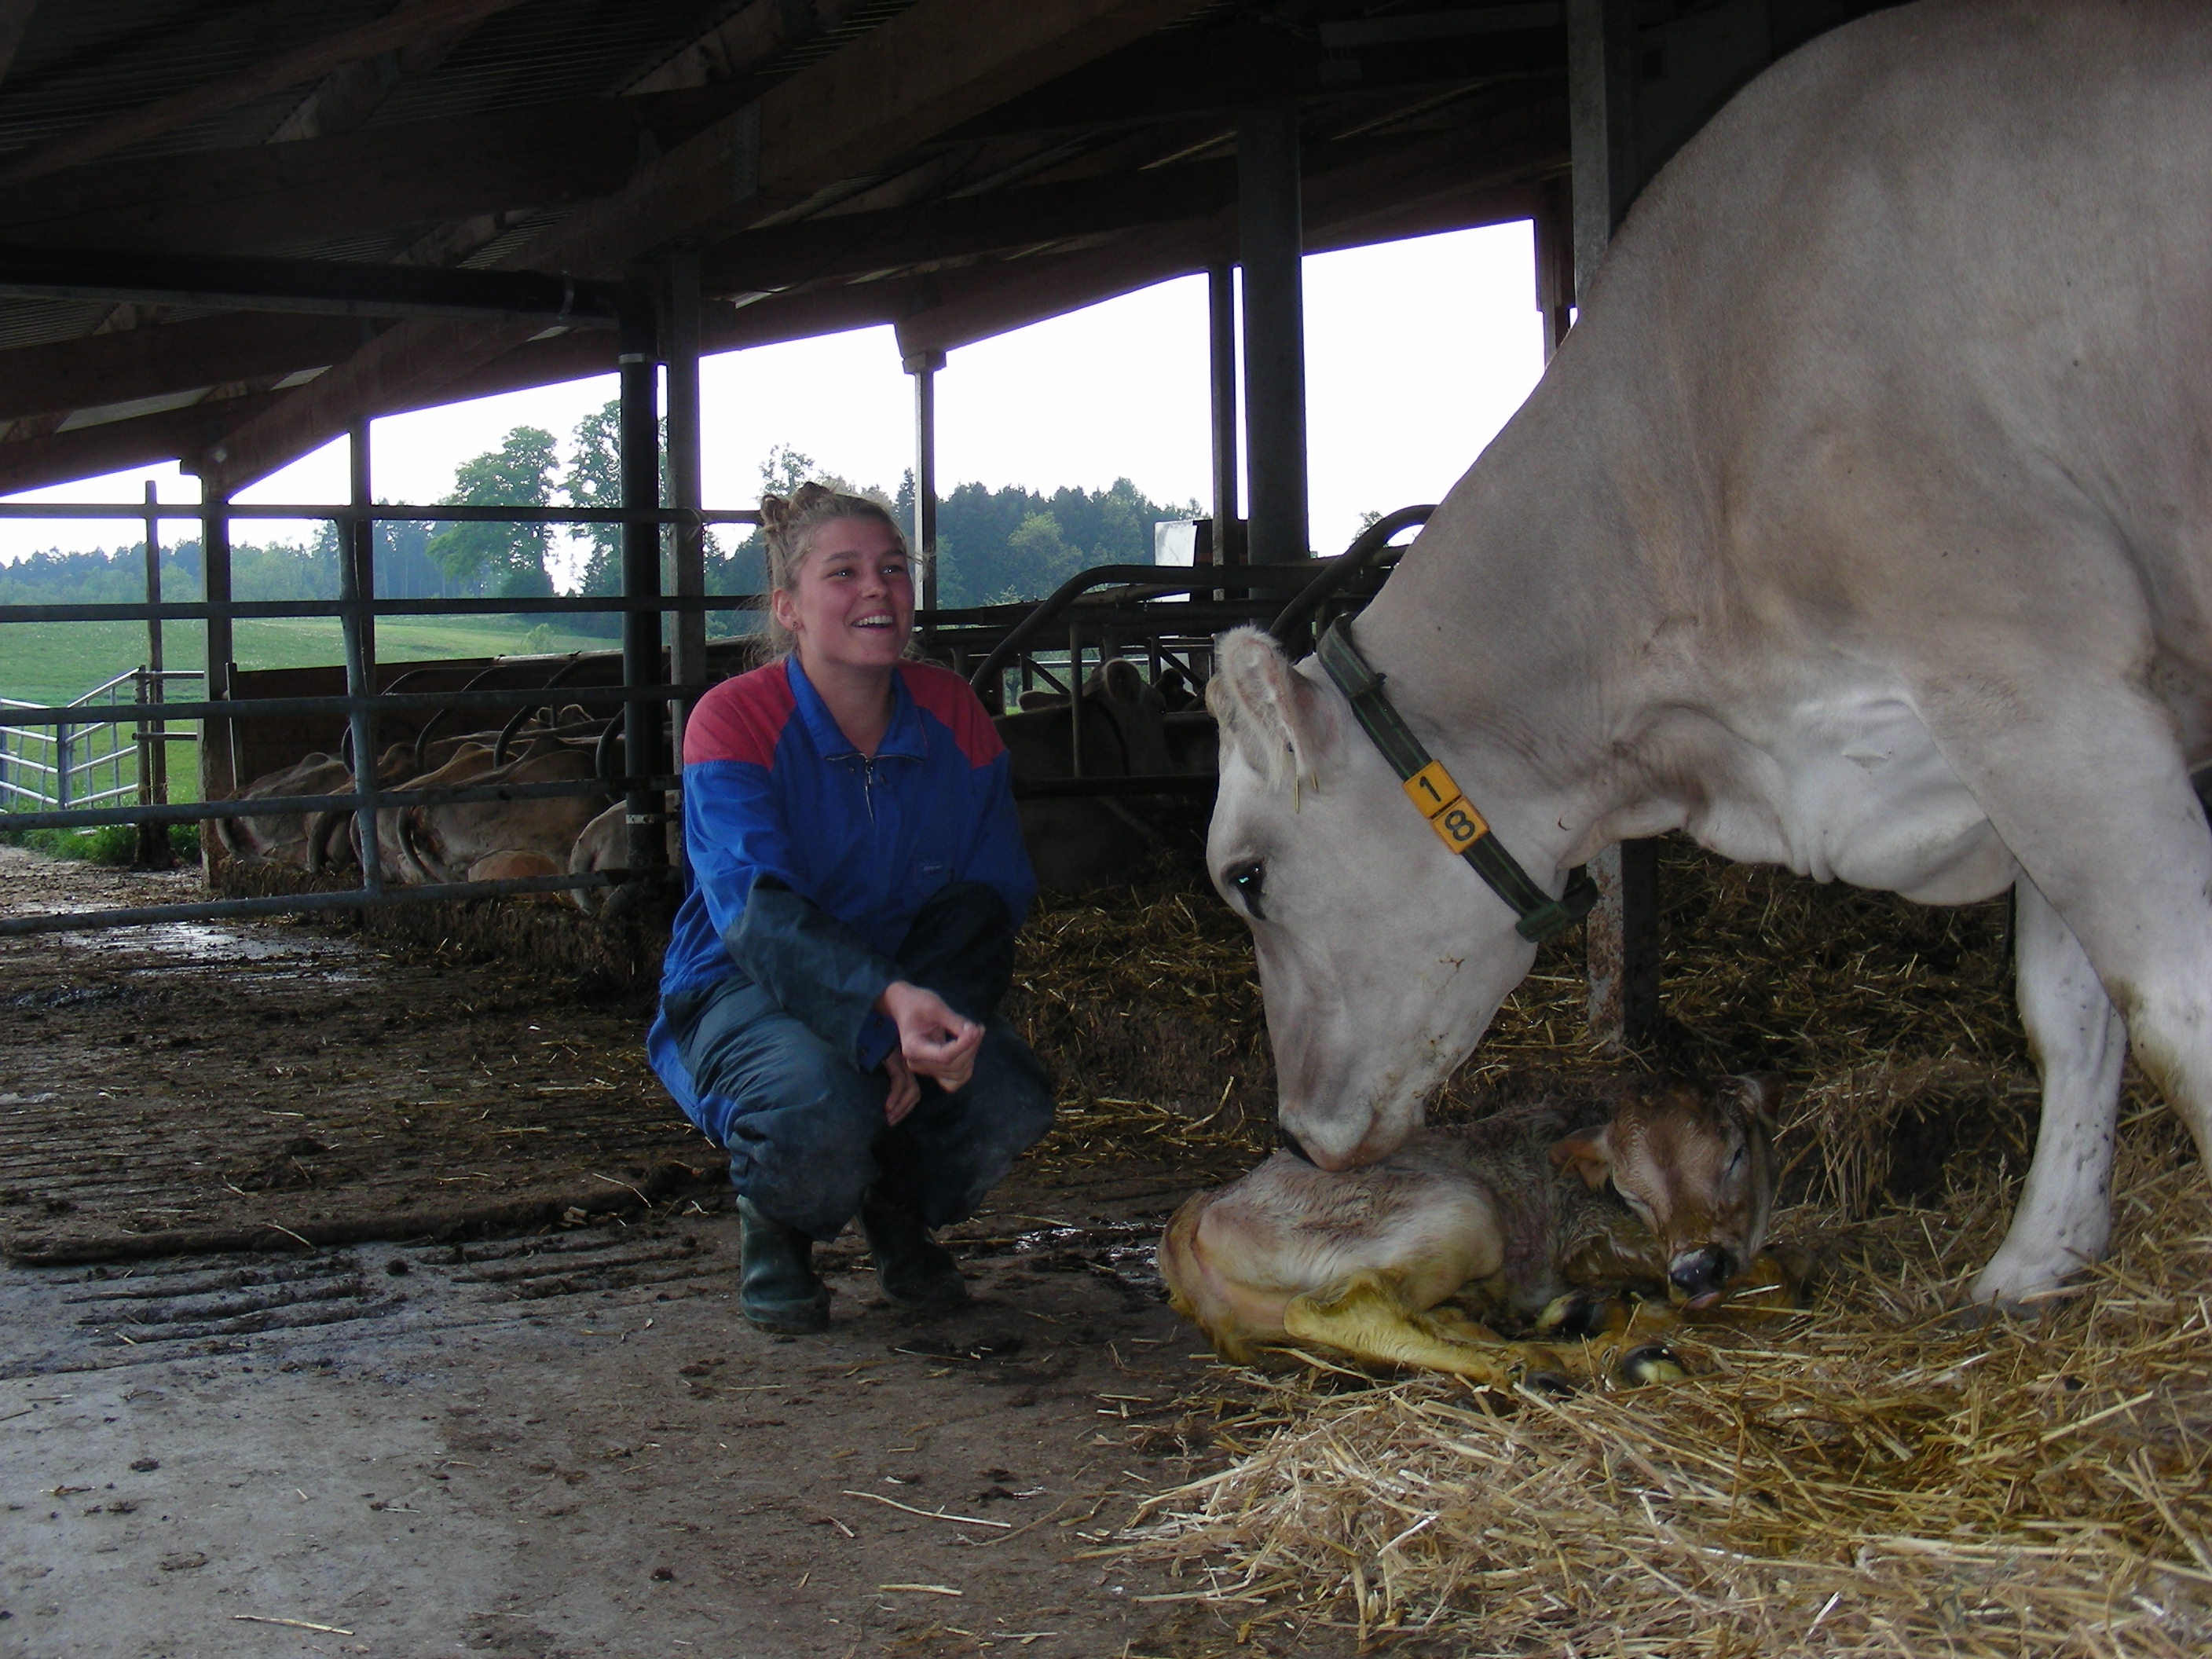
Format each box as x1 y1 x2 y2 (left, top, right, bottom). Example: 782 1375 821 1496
1403 761 1489 851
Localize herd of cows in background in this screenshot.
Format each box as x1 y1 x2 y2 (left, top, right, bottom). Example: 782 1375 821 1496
216 654 1221 900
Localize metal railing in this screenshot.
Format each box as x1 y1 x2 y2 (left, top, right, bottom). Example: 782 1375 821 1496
0 489 1432 936
1 667 201 815
0 496 763 936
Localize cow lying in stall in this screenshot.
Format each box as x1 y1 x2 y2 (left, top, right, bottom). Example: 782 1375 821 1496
220 711 615 888
1159 1075 1796 1390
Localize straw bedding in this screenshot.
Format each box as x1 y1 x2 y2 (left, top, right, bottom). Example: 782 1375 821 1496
1009 840 2212 1655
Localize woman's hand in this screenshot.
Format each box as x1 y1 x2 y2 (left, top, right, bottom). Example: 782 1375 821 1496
881 1049 921 1126
876 980 983 1094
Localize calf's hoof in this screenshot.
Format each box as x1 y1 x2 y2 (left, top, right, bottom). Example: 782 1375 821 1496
1617 1342 1688 1386
1538 1289 1630 1339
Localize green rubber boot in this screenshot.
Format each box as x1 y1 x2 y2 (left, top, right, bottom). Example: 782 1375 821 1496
736 1196 830 1334
859 1187 969 1313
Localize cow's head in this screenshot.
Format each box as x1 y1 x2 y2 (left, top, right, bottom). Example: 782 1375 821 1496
1206 627 1557 1170
1551 1075 1782 1307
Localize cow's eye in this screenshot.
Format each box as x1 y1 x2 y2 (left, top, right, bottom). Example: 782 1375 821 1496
1225 859 1266 919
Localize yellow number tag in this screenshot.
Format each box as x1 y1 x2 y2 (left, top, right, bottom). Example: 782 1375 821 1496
1402 761 1462 821
1401 762 1489 851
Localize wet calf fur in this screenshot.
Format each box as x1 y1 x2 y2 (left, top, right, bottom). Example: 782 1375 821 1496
1159 1076 1784 1379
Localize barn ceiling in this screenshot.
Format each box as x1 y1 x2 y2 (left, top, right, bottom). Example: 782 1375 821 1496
0 0 1890 496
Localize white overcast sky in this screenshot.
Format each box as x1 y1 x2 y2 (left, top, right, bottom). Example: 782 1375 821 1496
0 222 1545 585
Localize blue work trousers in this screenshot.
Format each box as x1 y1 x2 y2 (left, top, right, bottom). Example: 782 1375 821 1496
662 883 1055 1240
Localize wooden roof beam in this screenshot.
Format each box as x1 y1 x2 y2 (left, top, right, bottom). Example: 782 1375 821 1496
695 161 1237 295
266 0 501 144
0 85 753 255
203 0 1214 493
0 0 533 189
943 14 1563 141
691 97 1557 297
0 313 370 425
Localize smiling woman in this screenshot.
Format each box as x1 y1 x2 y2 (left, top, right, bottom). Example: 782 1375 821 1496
646 481 1056 1337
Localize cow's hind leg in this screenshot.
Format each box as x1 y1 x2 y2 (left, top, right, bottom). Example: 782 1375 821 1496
1919 675 2212 1305
1971 877 2126 1308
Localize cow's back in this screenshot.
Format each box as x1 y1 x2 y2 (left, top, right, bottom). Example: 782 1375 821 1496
1372 0 2212 716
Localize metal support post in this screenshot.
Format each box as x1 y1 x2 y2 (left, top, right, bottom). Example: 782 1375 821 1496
1207 262 1240 567
905 348 944 613
135 481 171 867
199 485 235 875
665 247 708 757
337 478 382 897
1569 0 1639 307
1533 175 1575 362
1571 0 1660 1048
1237 106 1309 565
349 421 377 672
618 299 669 875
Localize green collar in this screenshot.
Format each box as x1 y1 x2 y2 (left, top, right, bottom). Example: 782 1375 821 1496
1314 621 1597 943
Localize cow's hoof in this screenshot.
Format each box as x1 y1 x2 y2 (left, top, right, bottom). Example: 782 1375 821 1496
1617 1343 1688 1386
1943 1298 2048 1331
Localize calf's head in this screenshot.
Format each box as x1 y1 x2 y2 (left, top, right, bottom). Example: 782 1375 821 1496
1551 1076 1782 1307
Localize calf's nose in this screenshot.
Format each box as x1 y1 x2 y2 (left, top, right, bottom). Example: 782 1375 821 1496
1668 1246 1730 1308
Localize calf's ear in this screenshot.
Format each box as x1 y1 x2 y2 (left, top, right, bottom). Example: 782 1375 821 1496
1731 1073 1783 1133
1207 626 1338 793
1550 1126 1616 1189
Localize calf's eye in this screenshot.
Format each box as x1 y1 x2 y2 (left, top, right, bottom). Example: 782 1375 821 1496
1225 859 1266 918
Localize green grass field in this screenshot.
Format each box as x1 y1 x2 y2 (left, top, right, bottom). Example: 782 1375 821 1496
0 615 619 707
1 617 619 811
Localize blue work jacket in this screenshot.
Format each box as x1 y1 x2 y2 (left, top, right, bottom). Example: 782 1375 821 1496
648 654 1034 1130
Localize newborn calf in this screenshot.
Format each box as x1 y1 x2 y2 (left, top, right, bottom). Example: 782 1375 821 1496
1159 1075 1789 1387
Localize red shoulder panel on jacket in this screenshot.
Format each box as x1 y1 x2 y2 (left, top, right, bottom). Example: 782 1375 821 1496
901 661 1005 767
684 661 795 767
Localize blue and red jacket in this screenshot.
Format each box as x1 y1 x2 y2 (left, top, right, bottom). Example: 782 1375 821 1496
648 654 1035 1130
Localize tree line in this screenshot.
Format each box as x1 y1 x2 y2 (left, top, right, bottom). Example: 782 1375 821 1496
0 407 1199 628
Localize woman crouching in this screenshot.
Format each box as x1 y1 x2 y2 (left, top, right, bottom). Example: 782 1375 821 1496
648 483 1053 1332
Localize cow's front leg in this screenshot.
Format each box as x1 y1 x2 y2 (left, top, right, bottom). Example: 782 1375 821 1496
1970 877 2126 1308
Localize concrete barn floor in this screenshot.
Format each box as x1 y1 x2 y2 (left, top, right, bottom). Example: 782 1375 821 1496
0 851 1291 1659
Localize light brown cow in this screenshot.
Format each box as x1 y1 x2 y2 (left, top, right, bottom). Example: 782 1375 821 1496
566 796 680 914
1159 1076 1792 1388
387 738 609 887
214 753 356 872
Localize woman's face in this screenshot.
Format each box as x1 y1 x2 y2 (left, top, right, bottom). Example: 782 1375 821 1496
770 515 915 677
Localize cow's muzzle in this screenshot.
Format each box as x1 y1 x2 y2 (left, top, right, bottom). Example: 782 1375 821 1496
1668 1246 1732 1309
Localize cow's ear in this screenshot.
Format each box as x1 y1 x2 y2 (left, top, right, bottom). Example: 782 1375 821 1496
1207 626 1338 792
1550 1125 1615 1189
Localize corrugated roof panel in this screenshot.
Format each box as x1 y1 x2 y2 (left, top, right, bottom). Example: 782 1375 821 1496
0 2 388 155
0 298 122 354
368 0 729 126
